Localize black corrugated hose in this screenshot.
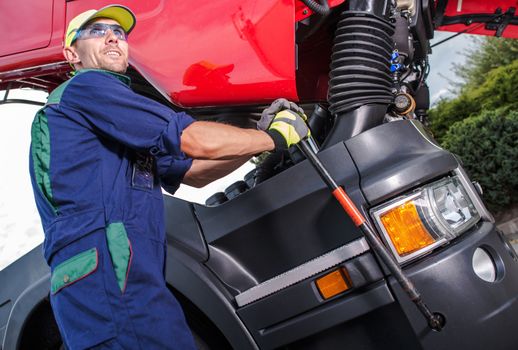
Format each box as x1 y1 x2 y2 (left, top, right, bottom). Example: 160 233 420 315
301 0 330 16
328 11 395 116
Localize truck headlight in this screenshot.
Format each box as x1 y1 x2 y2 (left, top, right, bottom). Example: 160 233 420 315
429 177 480 236
371 176 481 264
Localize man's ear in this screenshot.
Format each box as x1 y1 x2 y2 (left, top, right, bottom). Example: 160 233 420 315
63 46 81 65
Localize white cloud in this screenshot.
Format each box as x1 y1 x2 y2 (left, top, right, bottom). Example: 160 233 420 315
431 88 452 106
428 31 477 101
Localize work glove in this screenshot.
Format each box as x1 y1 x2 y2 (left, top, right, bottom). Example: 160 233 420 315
266 110 311 151
257 98 306 131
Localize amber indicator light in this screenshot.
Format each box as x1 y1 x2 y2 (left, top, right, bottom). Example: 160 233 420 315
380 201 436 256
316 268 351 300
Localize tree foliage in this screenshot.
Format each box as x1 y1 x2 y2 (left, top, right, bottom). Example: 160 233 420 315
429 36 518 213
429 58 518 142
453 36 518 90
442 110 518 210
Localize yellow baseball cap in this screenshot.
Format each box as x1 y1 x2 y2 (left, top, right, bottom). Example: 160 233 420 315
65 4 136 47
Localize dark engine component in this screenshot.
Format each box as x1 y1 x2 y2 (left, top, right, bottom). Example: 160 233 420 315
300 0 330 16
244 169 257 189
321 1 395 147
307 104 332 145
393 12 414 64
205 192 228 206
328 12 395 116
393 92 416 115
414 83 430 123
224 181 249 200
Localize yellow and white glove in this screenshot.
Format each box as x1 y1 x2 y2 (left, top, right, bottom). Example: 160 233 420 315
266 109 311 151
257 98 306 131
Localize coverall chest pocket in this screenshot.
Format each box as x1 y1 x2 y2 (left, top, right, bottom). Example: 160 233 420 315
50 236 117 349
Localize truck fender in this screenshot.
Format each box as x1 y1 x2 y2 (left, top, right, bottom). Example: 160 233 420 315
2 273 51 350
167 247 259 350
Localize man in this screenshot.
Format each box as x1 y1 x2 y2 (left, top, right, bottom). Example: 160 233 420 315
30 4 309 349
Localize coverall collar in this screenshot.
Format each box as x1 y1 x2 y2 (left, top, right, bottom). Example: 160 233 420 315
74 68 131 86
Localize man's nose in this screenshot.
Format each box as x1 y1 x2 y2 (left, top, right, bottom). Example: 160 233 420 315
105 30 119 44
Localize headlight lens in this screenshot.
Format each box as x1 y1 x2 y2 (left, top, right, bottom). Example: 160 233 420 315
371 176 481 263
429 177 479 236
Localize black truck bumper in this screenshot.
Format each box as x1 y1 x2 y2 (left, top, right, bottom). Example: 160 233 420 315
238 222 518 349
389 221 518 350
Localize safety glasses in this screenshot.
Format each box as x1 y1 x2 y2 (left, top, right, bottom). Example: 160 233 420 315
73 23 128 44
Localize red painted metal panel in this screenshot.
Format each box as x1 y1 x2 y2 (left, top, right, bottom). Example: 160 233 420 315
437 0 518 38
443 0 516 15
0 0 54 57
64 0 298 108
0 1 65 73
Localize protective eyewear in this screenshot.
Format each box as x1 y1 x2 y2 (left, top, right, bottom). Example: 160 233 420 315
73 23 128 44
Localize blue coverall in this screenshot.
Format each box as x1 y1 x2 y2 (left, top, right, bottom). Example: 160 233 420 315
30 69 198 349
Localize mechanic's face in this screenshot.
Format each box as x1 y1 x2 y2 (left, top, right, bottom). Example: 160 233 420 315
64 18 129 73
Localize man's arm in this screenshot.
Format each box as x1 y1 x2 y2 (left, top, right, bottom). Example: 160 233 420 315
180 121 274 160
182 157 251 188
180 121 273 187
180 112 310 187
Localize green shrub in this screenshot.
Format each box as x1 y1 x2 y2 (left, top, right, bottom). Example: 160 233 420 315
441 109 518 211
430 59 518 142
429 93 481 142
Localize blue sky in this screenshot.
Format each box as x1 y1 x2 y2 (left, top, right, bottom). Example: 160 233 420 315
428 31 477 104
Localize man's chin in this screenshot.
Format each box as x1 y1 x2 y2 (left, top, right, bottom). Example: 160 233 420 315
100 63 128 74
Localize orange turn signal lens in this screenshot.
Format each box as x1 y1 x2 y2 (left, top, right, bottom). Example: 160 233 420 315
315 268 351 300
380 201 436 256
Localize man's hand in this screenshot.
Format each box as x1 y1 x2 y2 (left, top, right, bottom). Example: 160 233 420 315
266 110 310 151
257 98 306 131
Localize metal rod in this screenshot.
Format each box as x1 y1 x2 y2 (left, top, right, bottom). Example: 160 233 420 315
3 82 11 102
298 139 444 331
0 99 45 106
431 14 502 48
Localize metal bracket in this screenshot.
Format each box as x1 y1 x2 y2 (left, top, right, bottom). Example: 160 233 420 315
485 7 516 37
2 82 11 102
434 0 449 28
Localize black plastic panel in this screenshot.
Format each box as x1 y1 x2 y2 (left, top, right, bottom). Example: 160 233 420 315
194 142 365 288
238 279 395 349
164 195 208 262
283 302 422 350
165 246 257 350
236 252 388 349
0 245 50 349
322 104 389 146
345 120 458 206
388 222 518 349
